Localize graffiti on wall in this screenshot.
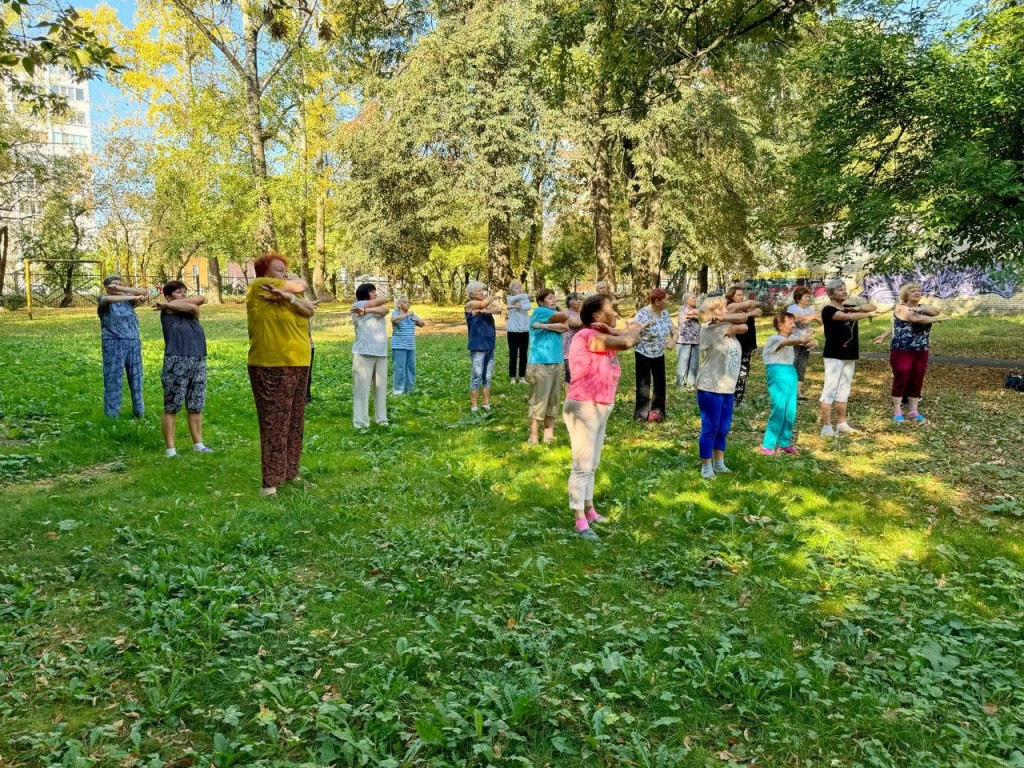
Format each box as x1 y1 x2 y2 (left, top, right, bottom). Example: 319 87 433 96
861 267 1020 303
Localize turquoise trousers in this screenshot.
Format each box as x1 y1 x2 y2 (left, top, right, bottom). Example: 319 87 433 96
762 363 798 450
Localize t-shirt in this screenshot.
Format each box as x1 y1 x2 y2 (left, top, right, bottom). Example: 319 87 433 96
246 278 313 367
633 306 674 358
736 311 758 353
562 309 581 358
528 307 563 364
695 322 743 394
821 305 860 360
352 301 388 357
566 328 621 404
787 304 817 340
761 334 795 366
466 310 496 352
677 309 700 345
97 298 140 341
391 310 417 350
161 311 207 358
506 293 532 333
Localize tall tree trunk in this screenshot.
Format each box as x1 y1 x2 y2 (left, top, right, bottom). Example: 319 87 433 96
0 225 7 297
645 196 663 292
590 123 615 291
698 265 709 294
297 214 313 286
487 213 513 290
623 138 651 302
61 265 75 308
312 183 332 300
207 256 223 304
242 12 277 253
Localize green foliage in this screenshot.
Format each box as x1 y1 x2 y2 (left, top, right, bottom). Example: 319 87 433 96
0 0 120 114
789 0 1024 272
343 0 546 285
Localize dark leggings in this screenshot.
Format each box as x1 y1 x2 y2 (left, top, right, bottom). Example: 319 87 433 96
890 349 929 398
634 352 666 420
733 349 753 405
507 332 528 378
793 345 810 383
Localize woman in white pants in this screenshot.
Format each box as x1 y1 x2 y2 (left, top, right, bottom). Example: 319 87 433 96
562 294 647 542
351 283 390 429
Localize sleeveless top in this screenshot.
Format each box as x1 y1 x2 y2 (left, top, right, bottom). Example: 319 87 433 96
891 306 931 352
466 311 496 352
98 299 140 341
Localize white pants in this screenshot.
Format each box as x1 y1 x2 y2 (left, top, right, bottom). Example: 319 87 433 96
353 354 388 427
820 358 856 404
562 399 613 511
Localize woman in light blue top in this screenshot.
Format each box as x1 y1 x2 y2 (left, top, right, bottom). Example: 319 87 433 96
466 281 501 412
391 295 425 395
506 281 531 384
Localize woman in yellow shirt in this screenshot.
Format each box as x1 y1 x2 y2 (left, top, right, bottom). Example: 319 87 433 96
246 252 316 496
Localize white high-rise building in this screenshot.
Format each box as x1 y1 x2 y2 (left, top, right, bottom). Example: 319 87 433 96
1 67 93 295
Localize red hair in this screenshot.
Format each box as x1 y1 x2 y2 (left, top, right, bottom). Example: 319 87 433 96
649 287 668 303
254 252 288 277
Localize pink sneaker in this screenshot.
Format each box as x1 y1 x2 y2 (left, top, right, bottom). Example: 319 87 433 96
758 447 776 456
780 446 800 455
585 508 608 524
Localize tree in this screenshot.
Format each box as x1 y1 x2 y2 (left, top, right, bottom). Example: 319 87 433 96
20 155 95 307
1 0 119 113
344 0 546 292
539 0 819 297
788 0 1024 271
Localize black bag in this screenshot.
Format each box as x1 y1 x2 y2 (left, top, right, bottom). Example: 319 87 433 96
1005 372 1024 392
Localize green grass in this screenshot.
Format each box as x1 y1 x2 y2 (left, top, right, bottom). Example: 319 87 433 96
2 306 1024 767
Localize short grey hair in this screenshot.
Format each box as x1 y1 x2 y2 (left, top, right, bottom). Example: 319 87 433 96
397 294 409 303
508 281 522 292
825 279 847 298
680 291 697 306
466 281 486 299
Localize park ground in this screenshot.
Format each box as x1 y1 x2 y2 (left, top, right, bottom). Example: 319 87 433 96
1 306 1024 767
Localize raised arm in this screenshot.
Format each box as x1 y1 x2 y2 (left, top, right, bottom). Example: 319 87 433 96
894 305 948 325
726 299 759 312
465 295 498 312
156 298 201 317
589 323 647 352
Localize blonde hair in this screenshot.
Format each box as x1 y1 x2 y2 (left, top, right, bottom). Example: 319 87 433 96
898 282 921 304
466 281 486 299
699 296 726 324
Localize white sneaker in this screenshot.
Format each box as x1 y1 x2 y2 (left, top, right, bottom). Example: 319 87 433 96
836 422 858 434
820 425 837 437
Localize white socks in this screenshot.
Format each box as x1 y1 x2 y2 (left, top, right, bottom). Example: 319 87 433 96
713 459 731 474
165 448 177 458
701 464 716 479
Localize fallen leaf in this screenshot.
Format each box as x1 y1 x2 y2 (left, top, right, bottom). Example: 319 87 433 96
983 702 999 716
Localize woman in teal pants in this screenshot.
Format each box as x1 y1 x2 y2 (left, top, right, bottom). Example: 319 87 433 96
760 312 818 455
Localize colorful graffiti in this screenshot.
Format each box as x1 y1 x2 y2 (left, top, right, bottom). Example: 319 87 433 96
861 267 1020 303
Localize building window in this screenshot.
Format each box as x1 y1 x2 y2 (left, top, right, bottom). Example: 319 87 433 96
53 132 87 146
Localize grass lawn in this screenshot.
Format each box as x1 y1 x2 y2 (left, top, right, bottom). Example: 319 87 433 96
1 305 1023 767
